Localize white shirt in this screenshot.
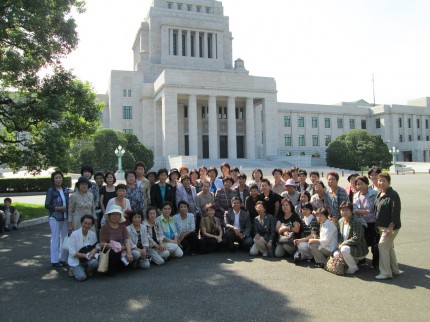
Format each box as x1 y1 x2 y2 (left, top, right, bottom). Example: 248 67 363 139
233 210 241 230
68 227 98 267
319 219 338 252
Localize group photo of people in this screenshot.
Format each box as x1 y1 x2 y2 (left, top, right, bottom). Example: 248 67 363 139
45 162 401 282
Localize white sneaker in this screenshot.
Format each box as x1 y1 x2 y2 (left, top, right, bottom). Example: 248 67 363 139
121 257 129 266
346 267 359 275
262 251 268 257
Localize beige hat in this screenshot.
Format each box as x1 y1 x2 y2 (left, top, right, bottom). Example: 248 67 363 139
104 205 126 223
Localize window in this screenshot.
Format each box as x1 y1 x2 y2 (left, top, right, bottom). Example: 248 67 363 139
187 4 192 11
235 108 244 119
123 129 133 133
182 32 186 56
284 134 291 146
184 105 188 118
173 32 178 55
218 107 222 119
123 89 127 97
349 119 355 129
167 2 172 9
177 3 182 10
123 106 132 119
399 135 403 142
337 118 343 129
201 106 207 118
325 135 331 146
298 116 305 128
325 118 331 128
261 131 263 144
408 135 412 141
206 7 210 13
218 107 227 119
408 118 411 128
199 33 203 57
361 120 367 129
427 136 430 141
398 118 402 128
417 119 420 128
190 34 195 57
312 117 318 128
207 34 212 58
284 116 291 127
418 135 421 141
196 5 201 12
298 135 305 146
128 89 131 97
426 119 429 129
312 135 319 146
224 107 227 119
376 118 381 129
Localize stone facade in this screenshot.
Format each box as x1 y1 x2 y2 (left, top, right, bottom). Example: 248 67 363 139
100 0 430 167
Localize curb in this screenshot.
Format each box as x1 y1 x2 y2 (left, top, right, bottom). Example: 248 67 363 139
20 216 49 228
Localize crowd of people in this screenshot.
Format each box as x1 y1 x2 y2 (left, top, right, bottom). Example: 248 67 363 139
45 162 402 281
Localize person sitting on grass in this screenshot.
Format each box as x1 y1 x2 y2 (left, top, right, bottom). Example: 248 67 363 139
0 197 21 231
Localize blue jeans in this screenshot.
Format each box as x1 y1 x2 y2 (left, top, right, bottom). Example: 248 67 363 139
71 259 98 281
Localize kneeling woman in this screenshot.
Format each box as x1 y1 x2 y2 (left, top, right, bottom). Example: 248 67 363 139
68 215 99 281
250 201 275 257
336 201 368 274
126 212 150 269
157 202 183 258
200 203 224 253
99 206 133 275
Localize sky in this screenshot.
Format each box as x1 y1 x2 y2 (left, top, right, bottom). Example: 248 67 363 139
61 0 430 105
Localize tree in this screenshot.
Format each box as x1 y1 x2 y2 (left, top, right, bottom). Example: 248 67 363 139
71 129 154 173
326 129 392 170
0 1 102 173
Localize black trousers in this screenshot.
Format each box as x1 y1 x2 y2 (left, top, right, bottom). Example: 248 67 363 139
180 231 199 254
224 229 253 250
364 222 379 267
200 236 225 253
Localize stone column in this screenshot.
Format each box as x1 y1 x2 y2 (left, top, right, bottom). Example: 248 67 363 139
169 28 174 55
262 97 278 157
227 97 237 159
211 33 217 59
208 96 218 158
162 92 179 156
246 98 256 159
203 32 208 58
194 31 199 57
188 95 198 156
186 30 191 57
178 29 183 56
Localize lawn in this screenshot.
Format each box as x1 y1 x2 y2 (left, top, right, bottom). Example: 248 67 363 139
14 202 47 221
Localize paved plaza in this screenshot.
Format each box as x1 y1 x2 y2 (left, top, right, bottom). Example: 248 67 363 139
1 174 429 322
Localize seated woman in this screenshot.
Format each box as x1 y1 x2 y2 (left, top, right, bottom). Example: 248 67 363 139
99 205 133 276
309 208 338 268
68 215 99 281
293 202 319 264
144 207 170 265
173 200 199 255
275 198 302 258
157 202 183 258
200 203 224 253
336 201 369 274
126 212 150 269
250 201 276 257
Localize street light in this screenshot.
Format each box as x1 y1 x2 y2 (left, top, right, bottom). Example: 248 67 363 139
390 146 399 169
115 145 125 180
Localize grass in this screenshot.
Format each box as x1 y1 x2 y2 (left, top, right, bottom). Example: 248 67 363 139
14 202 47 221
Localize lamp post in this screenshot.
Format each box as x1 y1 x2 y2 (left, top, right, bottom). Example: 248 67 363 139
390 146 399 173
115 145 125 180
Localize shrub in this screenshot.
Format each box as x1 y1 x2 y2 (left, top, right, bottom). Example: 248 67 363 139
0 176 72 193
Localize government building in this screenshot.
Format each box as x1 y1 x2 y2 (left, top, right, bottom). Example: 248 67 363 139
99 0 430 168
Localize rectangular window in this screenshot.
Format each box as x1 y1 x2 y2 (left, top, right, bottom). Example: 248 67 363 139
173 32 178 55
123 129 133 133
284 116 291 127
127 89 131 97
426 119 429 129
408 118 411 128
199 34 203 57
418 135 421 141
177 3 182 10
196 5 201 12
298 135 305 146
201 106 207 118
349 119 355 129
190 34 195 57
218 107 222 119
399 135 403 142
182 32 186 56
337 118 343 129
223 107 227 119
427 136 429 141
417 119 420 128
408 135 412 141
361 120 367 129
312 117 318 128
298 116 305 128
122 106 132 119
206 7 210 13
167 2 172 9
123 89 127 97
183 105 188 118
325 118 331 128
376 118 381 129
207 34 212 58
325 135 331 146
312 135 319 146
235 108 244 119
187 4 192 11
184 135 189 156
398 117 402 128
284 134 291 146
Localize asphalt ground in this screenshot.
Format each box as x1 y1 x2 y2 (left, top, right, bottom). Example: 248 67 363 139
1 174 429 322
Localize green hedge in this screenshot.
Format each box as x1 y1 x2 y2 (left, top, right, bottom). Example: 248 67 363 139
0 176 72 193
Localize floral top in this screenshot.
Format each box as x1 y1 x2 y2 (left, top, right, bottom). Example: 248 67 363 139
127 185 145 214
68 191 95 229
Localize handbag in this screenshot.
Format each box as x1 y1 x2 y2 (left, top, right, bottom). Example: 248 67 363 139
62 236 70 251
278 231 295 245
78 244 97 262
97 245 110 273
324 255 347 275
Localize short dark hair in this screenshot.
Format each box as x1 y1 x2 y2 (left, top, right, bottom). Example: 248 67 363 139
131 212 144 221
368 166 382 177
298 169 308 177
222 176 234 184
272 168 283 176
231 196 242 204
316 207 330 217
207 166 218 177
299 190 311 201
204 203 216 212
124 170 137 181
255 200 266 209
94 172 104 180
220 162 231 171
162 201 173 209
104 172 117 184
302 202 314 212
178 200 189 209
51 170 64 183
158 168 169 177
80 214 95 225
326 171 339 182
252 168 263 180
355 175 369 185
80 165 94 177
238 172 247 180
249 184 259 191
134 161 146 171
309 170 320 178
261 178 271 186
378 172 391 184
189 169 200 179
230 166 240 173
314 180 325 189
146 207 157 216
340 201 353 212
180 175 191 183
116 183 127 192
4 197 12 203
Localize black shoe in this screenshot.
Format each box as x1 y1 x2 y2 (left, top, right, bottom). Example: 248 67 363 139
4 227 10 232
358 259 366 266
59 261 67 267
294 253 301 265
52 263 63 268
13 226 18 231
